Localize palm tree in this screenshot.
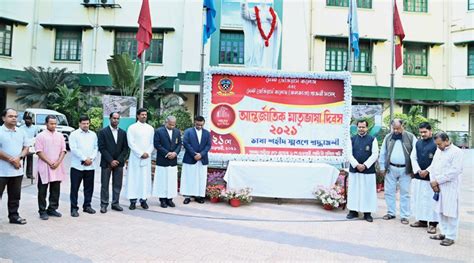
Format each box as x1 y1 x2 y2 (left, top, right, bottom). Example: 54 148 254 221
49 84 84 126
15 66 78 107
107 53 142 97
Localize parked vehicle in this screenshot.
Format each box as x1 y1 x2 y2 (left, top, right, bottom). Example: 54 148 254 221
23 108 75 147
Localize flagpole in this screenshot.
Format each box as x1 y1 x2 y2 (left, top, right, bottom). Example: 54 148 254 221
347 0 352 73
198 7 206 116
139 50 146 108
390 0 396 122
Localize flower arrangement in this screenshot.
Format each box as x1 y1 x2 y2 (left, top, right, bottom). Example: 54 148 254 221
206 184 225 199
224 187 253 203
207 169 226 186
313 184 346 209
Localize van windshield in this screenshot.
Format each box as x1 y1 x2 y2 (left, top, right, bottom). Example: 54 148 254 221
36 114 69 126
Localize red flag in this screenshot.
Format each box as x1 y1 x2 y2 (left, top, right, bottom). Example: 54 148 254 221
136 0 152 59
394 1 405 69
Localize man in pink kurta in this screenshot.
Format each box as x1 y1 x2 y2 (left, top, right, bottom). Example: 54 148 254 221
35 115 67 220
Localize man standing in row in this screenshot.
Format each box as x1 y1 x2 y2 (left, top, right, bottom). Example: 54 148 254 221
0 108 29 225
20 115 38 179
153 116 182 208
126 108 154 210
379 119 417 225
428 132 463 246
181 116 212 205
35 115 67 220
98 112 129 213
410 122 438 233
346 120 379 222
69 116 98 217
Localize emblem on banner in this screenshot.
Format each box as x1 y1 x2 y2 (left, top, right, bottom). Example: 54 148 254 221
217 77 235 96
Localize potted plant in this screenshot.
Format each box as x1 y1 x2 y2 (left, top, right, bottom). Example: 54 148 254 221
224 187 252 207
206 185 224 203
313 185 346 210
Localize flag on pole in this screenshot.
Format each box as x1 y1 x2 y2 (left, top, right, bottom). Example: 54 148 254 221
348 0 359 59
393 1 405 69
203 0 216 45
136 0 152 59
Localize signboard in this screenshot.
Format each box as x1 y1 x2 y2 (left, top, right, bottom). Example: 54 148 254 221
203 68 352 163
102 95 137 131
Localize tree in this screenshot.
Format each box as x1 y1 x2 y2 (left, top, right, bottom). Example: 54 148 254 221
49 85 84 127
383 105 439 137
107 53 142 97
15 67 78 107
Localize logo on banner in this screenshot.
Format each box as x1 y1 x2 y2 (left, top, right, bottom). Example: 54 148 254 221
217 77 235 96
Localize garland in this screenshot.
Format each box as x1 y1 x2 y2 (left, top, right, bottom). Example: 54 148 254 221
254 6 277 47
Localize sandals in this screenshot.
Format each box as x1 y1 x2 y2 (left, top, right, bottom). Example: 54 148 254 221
401 218 409 225
430 234 445 240
440 239 455 246
427 225 437 234
383 214 396 220
410 221 428 228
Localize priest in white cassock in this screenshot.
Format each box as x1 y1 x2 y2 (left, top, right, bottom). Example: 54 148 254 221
409 122 439 234
241 0 281 69
153 116 182 208
346 119 379 222
428 132 463 246
125 108 154 210
181 116 212 205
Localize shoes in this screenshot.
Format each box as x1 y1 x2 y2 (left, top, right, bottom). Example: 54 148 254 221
183 198 191 204
71 210 79 217
401 218 409 225
410 221 428 227
195 197 205 204
346 211 358 219
140 200 149 209
363 213 373 222
167 199 176 208
47 210 62 217
160 200 168 208
83 207 96 214
39 213 49 220
430 234 445 240
440 238 455 246
111 205 123 211
383 214 396 220
100 206 107 214
129 202 136 210
10 217 27 224
427 225 437 234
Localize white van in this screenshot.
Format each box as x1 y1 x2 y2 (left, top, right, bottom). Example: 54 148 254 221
23 108 75 145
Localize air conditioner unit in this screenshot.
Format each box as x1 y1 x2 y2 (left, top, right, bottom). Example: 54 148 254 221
83 0 115 5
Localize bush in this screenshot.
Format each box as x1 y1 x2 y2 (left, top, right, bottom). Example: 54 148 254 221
87 107 103 133
158 108 193 131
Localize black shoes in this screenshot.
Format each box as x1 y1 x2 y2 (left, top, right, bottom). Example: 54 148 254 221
195 197 205 204
160 199 168 208
346 211 358 219
100 206 107 214
71 210 79 217
129 202 136 210
364 213 373 222
83 207 96 214
39 212 49 220
10 217 27 224
111 205 123 211
183 198 191 204
167 199 175 208
140 200 149 209
47 210 62 217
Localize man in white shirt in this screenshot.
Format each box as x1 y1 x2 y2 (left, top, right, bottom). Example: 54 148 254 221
428 132 463 246
19 115 38 179
69 115 98 217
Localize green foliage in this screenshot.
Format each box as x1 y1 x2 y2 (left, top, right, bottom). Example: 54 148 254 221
50 85 84 127
15 67 78 107
107 53 143 98
383 106 439 137
158 109 193 131
87 107 103 133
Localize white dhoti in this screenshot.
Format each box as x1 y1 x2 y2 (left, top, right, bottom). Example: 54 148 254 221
125 157 152 200
180 162 207 197
439 214 459 240
411 179 439 222
347 172 377 213
152 166 178 198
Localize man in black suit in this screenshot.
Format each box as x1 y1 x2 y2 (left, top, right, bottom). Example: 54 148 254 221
98 112 129 213
153 116 182 208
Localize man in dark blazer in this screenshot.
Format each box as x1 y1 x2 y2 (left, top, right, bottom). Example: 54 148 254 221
181 116 212 204
98 112 129 213
153 116 182 208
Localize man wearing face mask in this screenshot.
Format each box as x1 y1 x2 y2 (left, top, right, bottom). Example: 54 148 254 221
379 119 417 225
153 116 182 208
410 122 439 234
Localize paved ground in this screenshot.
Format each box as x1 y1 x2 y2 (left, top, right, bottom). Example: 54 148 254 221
1 151 473 262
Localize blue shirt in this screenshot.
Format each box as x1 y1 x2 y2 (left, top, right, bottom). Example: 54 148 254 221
0 125 28 177
69 129 98 171
19 124 38 146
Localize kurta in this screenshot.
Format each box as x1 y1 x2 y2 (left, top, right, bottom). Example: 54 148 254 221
181 162 207 197
427 144 463 218
125 121 154 199
347 135 379 213
35 130 67 184
241 2 281 69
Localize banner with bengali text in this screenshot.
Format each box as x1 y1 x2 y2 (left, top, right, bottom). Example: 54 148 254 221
203 68 352 163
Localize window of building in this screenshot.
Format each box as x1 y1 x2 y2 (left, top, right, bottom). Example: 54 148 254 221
404 0 428 12
325 39 372 73
404 43 428 76
326 0 372 8
54 30 82 61
468 43 474 76
115 31 163 63
403 105 428 117
219 30 244 65
0 22 13 56
469 0 474 10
